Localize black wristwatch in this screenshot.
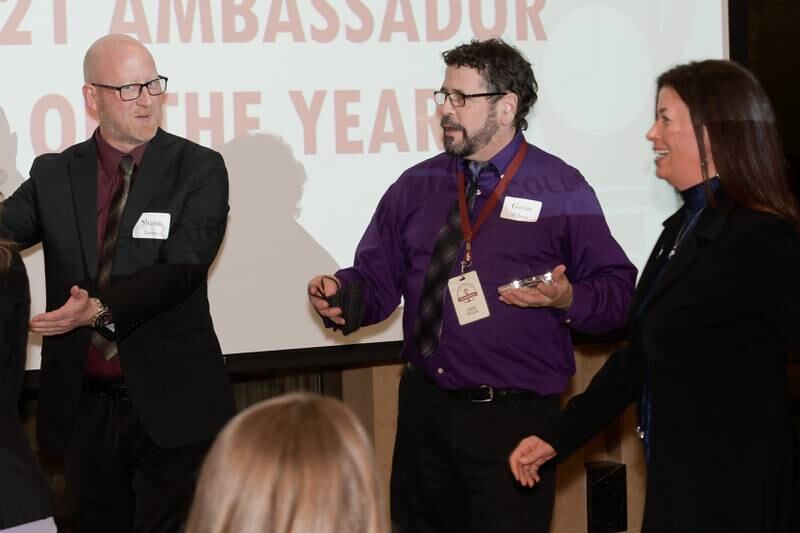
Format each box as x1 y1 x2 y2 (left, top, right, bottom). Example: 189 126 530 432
91 298 113 328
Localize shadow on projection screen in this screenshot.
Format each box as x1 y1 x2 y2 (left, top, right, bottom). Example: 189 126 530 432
0 0 728 368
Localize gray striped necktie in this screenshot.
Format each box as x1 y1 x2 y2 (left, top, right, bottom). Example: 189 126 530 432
91 155 134 360
413 162 482 357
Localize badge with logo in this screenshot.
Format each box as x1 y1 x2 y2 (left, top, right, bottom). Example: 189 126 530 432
447 270 490 325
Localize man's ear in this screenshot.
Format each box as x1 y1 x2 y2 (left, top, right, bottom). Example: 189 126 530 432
83 84 99 113
500 92 518 127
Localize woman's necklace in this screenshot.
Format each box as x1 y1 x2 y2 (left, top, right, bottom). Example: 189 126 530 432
656 206 706 260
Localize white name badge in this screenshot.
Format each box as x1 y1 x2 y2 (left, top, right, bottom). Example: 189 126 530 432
132 212 171 240
447 270 490 326
500 196 542 222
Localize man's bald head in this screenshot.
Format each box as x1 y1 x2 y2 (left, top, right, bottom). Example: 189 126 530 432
82 34 163 152
83 34 156 84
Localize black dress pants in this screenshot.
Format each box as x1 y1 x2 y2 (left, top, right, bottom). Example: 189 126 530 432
64 387 211 533
391 366 559 533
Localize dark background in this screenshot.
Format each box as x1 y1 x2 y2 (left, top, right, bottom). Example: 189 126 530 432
729 0 800 186
729 0 800 420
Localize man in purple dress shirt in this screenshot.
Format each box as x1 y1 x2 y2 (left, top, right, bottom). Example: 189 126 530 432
308 38 636 533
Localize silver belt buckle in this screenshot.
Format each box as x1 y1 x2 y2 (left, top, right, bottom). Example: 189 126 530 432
469 384 494 403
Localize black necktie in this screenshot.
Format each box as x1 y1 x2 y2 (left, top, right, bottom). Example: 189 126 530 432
91 155 134 360
413 162 481 357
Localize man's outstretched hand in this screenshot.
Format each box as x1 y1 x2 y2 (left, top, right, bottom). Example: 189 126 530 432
30 285 96 336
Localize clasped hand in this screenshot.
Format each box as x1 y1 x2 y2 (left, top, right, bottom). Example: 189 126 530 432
307 275 345 326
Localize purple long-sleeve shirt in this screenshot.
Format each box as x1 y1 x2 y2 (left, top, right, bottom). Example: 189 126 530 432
336 132 636 394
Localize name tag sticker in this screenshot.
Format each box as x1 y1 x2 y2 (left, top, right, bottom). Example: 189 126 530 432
500 196 542 222
447 270 490 326
132 212 171 240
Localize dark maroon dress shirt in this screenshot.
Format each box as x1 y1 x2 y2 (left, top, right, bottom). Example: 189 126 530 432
84 130 147 380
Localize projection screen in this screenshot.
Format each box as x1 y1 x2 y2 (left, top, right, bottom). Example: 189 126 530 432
0 1 728 368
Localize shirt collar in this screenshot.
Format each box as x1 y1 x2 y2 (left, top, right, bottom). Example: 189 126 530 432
94 128 149 181
488 129 524 175
680 175 720 214
460 130 524 185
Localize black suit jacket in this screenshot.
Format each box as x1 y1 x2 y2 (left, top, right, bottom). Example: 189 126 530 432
1 129 235 453
551 191 800 532
0 251 53 529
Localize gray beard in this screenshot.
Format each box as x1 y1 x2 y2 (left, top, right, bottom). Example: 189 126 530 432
442 111 499 159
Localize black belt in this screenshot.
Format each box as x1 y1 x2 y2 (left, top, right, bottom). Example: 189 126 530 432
83 378 129 400
406 363 539 403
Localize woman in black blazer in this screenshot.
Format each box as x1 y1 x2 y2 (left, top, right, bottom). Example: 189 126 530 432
509 60 800 532
0 232 55 532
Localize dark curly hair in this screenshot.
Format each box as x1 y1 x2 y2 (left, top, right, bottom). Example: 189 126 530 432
442 38 538 131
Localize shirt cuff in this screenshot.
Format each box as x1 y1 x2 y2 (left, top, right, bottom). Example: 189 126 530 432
551 283 591 327
321 269 367 332
333 269 360 288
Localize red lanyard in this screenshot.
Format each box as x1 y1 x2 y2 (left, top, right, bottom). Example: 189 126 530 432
457 142 528 272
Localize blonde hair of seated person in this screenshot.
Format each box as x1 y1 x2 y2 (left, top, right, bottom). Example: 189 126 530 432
185 392 387 533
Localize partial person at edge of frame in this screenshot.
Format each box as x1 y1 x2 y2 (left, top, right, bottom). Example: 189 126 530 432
185 392 388 533
0 215 56 533
510 59 800 533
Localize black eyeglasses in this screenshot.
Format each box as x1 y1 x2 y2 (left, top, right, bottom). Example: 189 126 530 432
434 90 508 107
91 76 168 102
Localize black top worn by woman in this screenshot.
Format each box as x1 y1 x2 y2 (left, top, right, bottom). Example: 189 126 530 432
0 248 54 529
553 186 800 533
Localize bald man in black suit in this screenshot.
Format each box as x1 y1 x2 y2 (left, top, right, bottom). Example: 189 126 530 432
1 34 234 533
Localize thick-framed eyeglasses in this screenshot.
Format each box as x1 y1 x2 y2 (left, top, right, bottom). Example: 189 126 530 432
91 76 168 101
433 90 508 107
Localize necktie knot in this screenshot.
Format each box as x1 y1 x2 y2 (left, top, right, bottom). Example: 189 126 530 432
119 154 135 179
467 160 485 179
465 161 485 213
467 161 485 191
